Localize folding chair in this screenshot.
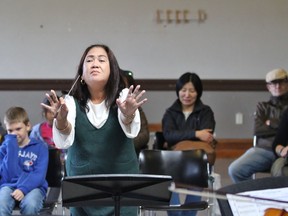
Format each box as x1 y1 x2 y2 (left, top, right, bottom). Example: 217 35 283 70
138 149 210 214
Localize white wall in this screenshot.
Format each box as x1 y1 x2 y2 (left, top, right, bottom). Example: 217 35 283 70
0 90 269 139
143 90 270 139
0 0 284 139
0 0 287 79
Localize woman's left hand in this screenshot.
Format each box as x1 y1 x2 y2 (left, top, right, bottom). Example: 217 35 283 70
116 85 147 117
195 129 214 143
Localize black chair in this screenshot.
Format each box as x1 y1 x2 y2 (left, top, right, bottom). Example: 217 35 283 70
40 149 63 215
216 176 288 216
153 131 216 169
138 149 210 212
153 131 167 150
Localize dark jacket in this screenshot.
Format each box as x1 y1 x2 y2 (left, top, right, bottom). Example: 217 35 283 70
254 92 288 150
162 99 215 148
272 108 288 155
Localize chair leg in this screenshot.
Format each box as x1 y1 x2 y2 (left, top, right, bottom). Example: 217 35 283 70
208 172 222 216
138 207 156 216
145 210 156 216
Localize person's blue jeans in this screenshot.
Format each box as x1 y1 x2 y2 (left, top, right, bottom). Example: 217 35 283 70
228 147 276 183
167 192 201 216
0 186 45 215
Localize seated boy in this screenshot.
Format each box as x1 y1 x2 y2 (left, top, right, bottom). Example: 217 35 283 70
0 106 48 215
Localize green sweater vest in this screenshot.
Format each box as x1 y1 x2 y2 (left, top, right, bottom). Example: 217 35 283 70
66 100 139 177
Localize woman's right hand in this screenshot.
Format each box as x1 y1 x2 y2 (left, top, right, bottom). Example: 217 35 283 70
41 90 69 129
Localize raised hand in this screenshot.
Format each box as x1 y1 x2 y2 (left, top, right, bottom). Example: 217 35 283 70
41 90 68 121
41 90 70 133
116 85 147 117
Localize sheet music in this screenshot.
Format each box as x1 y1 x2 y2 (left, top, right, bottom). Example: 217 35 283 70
227 187 288 216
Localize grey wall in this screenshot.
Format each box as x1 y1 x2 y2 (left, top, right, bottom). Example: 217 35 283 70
0 90 269 139
143 90 269 139
0 0 288 79
0 0 284 139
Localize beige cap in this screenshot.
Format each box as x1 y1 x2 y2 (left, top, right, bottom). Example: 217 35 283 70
266 68 288 83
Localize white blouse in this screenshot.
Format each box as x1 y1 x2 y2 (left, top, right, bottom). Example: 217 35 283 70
53 88 141 149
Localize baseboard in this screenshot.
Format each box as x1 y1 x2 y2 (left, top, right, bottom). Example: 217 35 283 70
215 139 252 158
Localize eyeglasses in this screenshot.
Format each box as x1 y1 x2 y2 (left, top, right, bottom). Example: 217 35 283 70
267 79 288 86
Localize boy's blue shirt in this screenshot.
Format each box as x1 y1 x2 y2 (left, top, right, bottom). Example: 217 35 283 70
0 134 48 196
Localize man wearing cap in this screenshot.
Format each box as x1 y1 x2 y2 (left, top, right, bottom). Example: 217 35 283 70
229 68 288 183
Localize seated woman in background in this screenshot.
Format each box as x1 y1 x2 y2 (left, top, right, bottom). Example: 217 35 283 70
120 69 150 156
162 72 216 216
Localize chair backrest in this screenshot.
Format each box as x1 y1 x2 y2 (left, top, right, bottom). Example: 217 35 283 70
153 131 216 166
46 149 63 188
172 140 216 166
153 131 166 149
139 149 209 188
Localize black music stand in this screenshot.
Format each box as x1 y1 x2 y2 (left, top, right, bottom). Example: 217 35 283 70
62 174 172 216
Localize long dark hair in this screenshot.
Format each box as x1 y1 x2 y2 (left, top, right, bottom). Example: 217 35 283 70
120 69 135 88
176 72 203 101
71 44 122 111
